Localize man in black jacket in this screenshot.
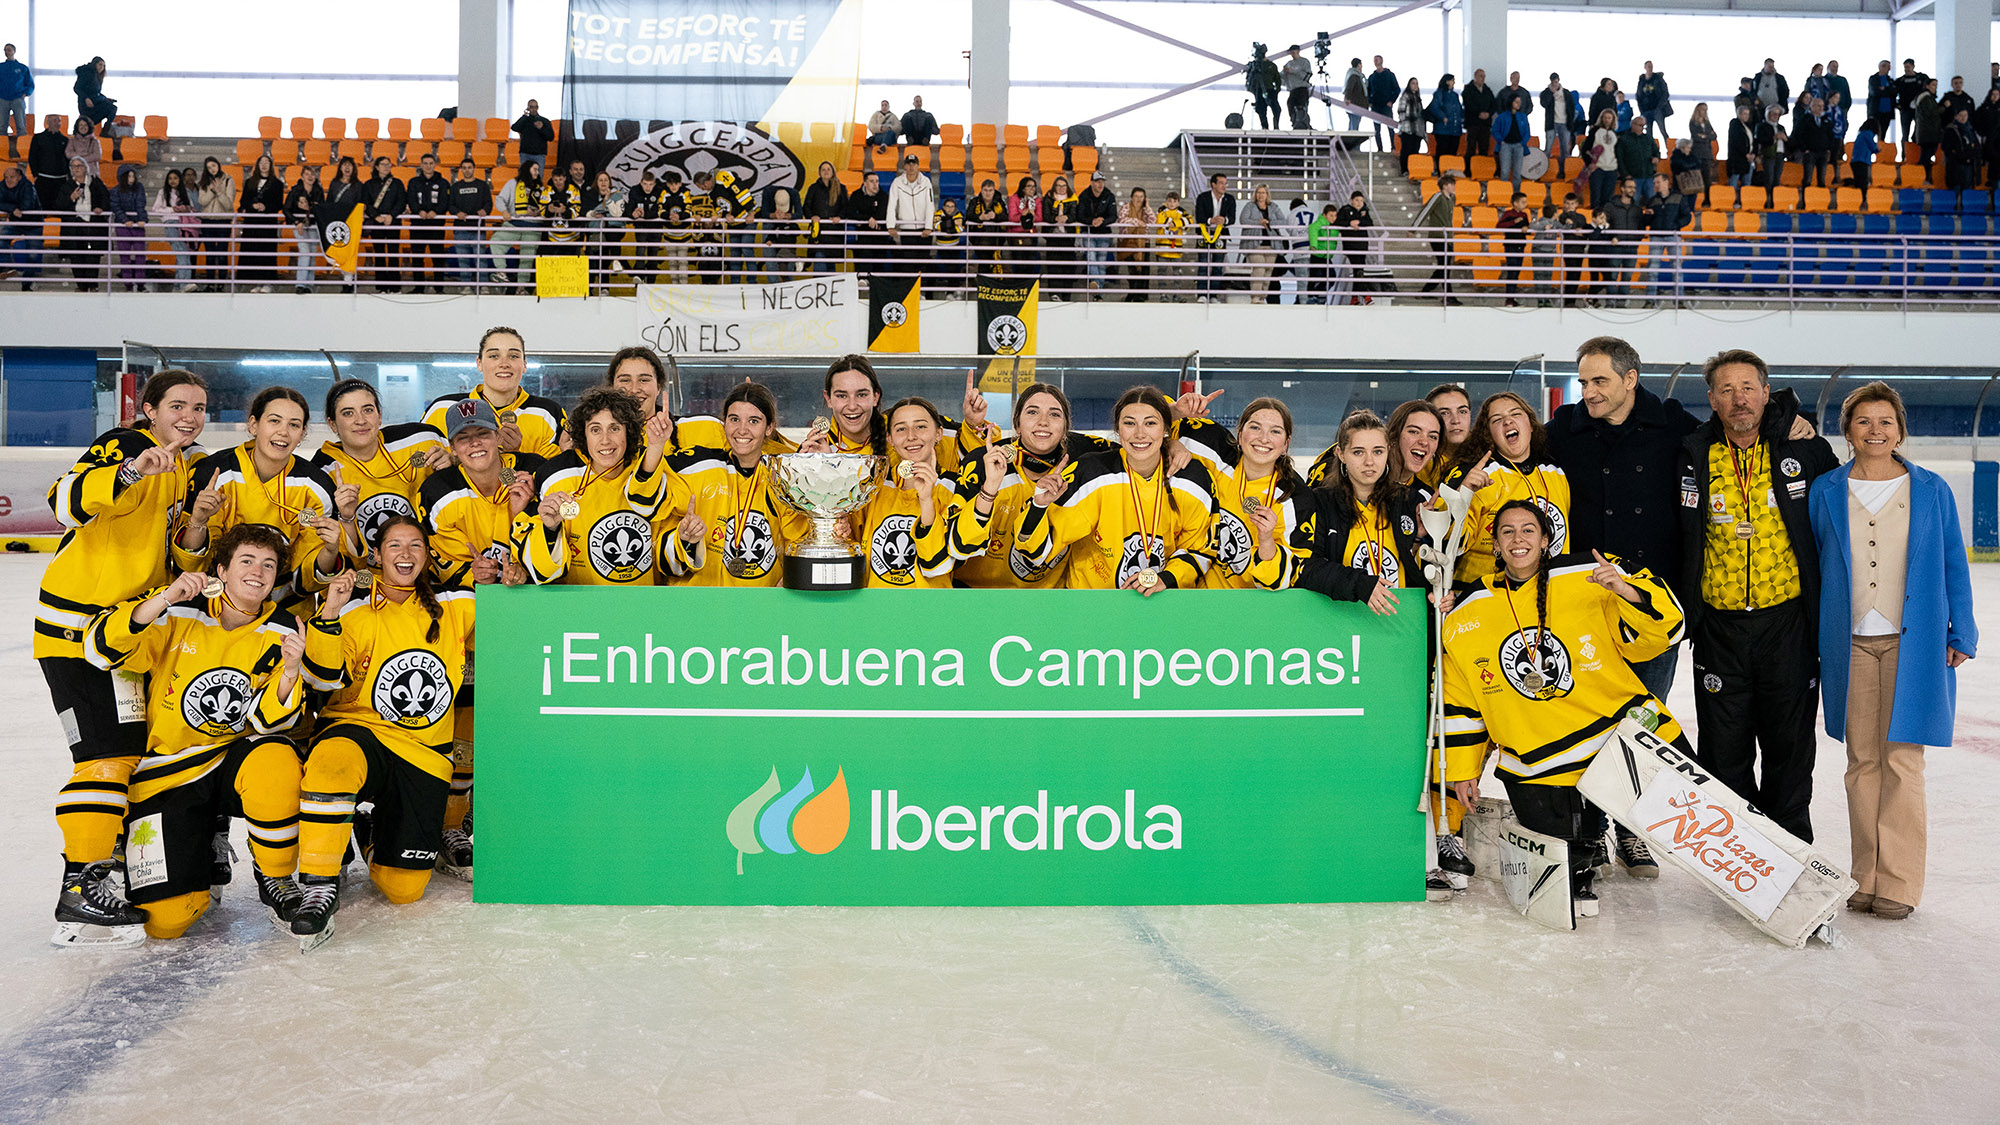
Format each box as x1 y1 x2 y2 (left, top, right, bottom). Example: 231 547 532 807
361 156 407 292
406 152 452 292
1462 70 1495 158
1894 60 1931 143
1074 171 1118 299
1676 349 1838 843
512 100 554 160
1192 173 1236 302
899 97 937 147
447 158 493 290
28 114 70 209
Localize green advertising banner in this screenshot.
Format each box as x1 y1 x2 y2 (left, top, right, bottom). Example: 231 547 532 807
475 589 1430 905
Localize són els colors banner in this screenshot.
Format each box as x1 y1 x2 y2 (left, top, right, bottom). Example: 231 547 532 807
475 588 1429 905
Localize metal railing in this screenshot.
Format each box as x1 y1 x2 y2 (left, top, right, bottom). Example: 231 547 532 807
1178 129 1371 214
5 212 2000 309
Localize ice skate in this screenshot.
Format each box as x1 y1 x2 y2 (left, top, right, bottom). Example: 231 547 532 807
51 861 147 948
438 827 473 882
257 871 304 930
1612 826 1658 879
211 815 237 895
292 874 339 953
1574 871 1600 918
1425 869 1453 902
1436 832 1475 877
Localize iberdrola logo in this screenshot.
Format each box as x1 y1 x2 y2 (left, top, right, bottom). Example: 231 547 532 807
726 766 850 874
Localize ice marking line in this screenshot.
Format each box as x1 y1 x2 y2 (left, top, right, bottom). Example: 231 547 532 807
0 923 258 1122
542 706 1364 719
1118 907 1475 1125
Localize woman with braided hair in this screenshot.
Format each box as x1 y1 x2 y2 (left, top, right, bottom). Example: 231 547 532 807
1439 499 1687 916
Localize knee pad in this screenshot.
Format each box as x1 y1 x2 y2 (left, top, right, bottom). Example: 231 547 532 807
141 890 212 940
303 737 369 793
370 863 432 905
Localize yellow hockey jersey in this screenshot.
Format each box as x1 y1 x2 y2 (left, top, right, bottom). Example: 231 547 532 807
853 476 988 589
316 586 477 773
84 593 338 803
308 421 445 558
417 456 544 585
1442 555 1686 787
1016 450 1219 589
1155 206 1188 259
422 386 568 461
950 443 1075 589
649 448 810 587
521 451 658 585
1454 460 1571 584
1168 417 1293 590
37 426 199 660
172 444 341 603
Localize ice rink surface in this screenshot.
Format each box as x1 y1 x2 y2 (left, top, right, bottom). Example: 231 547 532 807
0 553 1996 1123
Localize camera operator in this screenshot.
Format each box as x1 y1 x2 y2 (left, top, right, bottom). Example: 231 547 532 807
1282 46 1314 130
1246 43 1281 130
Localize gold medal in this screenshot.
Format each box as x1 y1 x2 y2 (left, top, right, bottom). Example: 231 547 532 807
1241 494 1264 517
1522 670 1547 691
202 577 225 597
558 498 582 521
499 465 518 486
896 461 916 484
352 570 374 592
724 556 757 579
1136 567 1160 590
1734 521 1754 540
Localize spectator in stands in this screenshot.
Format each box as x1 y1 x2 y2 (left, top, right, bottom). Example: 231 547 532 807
584 170 630 290
714 170 757 284
1555 192 1591 305
567 160 594 214
405 152 451 293
867 100 898 153
73 57 113 129
887 154 936 276
57 158 107 291
490 160 541 287
799 161 845 270
1154 191 1190 299
0 44 31 138
319 156 363 291
1193 172 1235 302
1636 62 1673 141
1825 61 1853 119
1976 90 2000 189
446 159 494 289
1493 92 1531 193
1616 118 1660 203
964 177 1004 273
539 167 584 271
1943 107 1981 190
107 164 147 291
1413 171 1459 303
66 118 102 170
1727 103 1756 194
1750 58 1789 114
284 164 324 293
1367 56 1400 150
929 195 963 291
362 155 407 292
1342 59 1368 134
1795 98 1832 206
846 169 889 274
1234 183 1282 304
1865 60 1897 138
1040 175 1079 298
1685 103 1717 206
0 164 36 287
1527 201 1560 305
1247 47 1281 130
1075 170 1118 297
1306 202 1339 303
1670 138 1705 210
1394 78 1425 173
1643 172 1690 304
196 156 234 290
1850 120 1878 198
1425 74 1464 158
1007 174 1041 274
1496 71 1528 126
239 153 284 293
1282 47 1315 130
1113 185 1155 300
625 168 670 283
1804 64 1830 106
29 115 69 209
1588 109 1620 209
1601 175 1643 300
900 96 937 148
1614 90 1635 134
1496 191 1529 306
1826 91 1850 156
1463 69 1495 157
1589 78 1619 130
1941 75 1976 127
1542 74 1584 178
512 100 553 160
1756 105 1787 208
1733 77 1759 120
1913 78 1941 170
1895 60 1931 143
1335 190 1374 303
155 168 195 290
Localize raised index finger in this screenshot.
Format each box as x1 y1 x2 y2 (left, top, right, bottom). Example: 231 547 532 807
1202 388 1226 406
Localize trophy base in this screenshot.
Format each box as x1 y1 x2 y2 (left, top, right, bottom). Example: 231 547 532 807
783 553 866 592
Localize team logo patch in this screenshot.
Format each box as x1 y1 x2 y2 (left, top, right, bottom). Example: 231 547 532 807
605 121 802 199
374 649 454 729
355 492 418 553
1009 543 1067 582
454 399 479 420
1400 515 1416 536
1114 532 1168 588
1703 673 1723 693
1214 509 1255 575
324 220 352 249
1348 539 1400 585
880 301 908 327
587 511 654 581
869 513 921 585
1780 457 1801 478
180 667 255 737
721 511 779 577
986 315 1028 355
1531 496 1568 551
1497 628 1573 700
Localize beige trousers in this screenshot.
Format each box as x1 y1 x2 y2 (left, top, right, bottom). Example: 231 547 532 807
1845 633 1927 906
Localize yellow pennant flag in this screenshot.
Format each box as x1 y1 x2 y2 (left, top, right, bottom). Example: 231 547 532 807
320 203 364 275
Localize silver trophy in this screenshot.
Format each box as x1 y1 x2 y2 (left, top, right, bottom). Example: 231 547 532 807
768 452 884 591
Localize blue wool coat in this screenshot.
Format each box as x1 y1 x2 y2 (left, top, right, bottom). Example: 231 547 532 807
1810 456 1978 747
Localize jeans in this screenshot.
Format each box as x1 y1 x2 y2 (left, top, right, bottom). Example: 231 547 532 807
1252 88 1280 129
1 98 25 136
1646 239 1679 298
0 221 38 276
868 130 897 147
293 226 320 286
1082 232 1111 284
489 224 540 279
1728 171 1751 188
1347 111 1362 132
1643 108 1671 139
451 226 483 285
1589 169 1617 209
1547 124 1574 172
1635 177 1657 204
162 230 193 282
1497 141 1525 190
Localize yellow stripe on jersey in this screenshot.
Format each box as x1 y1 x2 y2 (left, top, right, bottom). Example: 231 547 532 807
315 588 476 774
310 422 444 558
854 477 987 589
171 445 341 603
1455 461 1571 584
36 427 198 660
521 453 659 585
650 448 810 587
1441 556 1686 787
1016 452 1218 590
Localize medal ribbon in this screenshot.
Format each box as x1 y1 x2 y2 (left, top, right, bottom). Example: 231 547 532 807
1729 442 1759 527
1122 453 1167 572
1501 573 1546 683
1355 500 1387 577
729 461 763 566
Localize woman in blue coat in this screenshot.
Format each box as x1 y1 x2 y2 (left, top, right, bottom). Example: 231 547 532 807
1809 382 1977 922
1425 75 1465 157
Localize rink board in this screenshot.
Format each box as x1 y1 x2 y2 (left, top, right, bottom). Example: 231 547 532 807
474 588 1428 905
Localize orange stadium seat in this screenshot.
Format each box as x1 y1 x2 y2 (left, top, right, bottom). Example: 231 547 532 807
1469 156 1496 180
1418 179 1441 203
1519 182 1546 208
258 116 281 140
236 139 264 166
1697 209 1729 232
1034 125 1060 147
939 123 964 148
1036 145 1060 174
969 124 997 147
270 140 298 165
387 118 412 141
354 118 381 141
1833 187 1861 213
1407 155 1434 179
403 139 434 162
1468 204 1498 228
1002 124 1029 146
837 169 862 191
1709 185 1737 210
1438 155 1466 176
1803 187 1831 212
420 117 447 141
469 141 497 168
1736 212 1762 233
970 145 999 176
322 118 347 141
936 142 965 172
438 140 467 166
451 118 478 143
302 139 332 166
501 141 520 165
1070 147 1098 178
907 148 931 171
290 117 315 140
483 118 509 142
336 139 366 163
1864 187 1893 212
1453 178 1482 207
1737 190 1765 212
1003 144 1030 175
143 115 170 140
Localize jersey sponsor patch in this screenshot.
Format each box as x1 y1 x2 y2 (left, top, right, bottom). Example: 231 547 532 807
587 510 654 581
1214 508 1255 575
180 667 256 737
1681 474 1699 508
1498 627 1574 700
373 649 455 729
869 513 922 585
356 492 418 554
126 813 169 890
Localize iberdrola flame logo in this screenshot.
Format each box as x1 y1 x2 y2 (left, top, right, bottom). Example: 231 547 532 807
726 766 850 874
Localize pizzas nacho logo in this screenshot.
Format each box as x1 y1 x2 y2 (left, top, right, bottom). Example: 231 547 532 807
726 765 851 873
